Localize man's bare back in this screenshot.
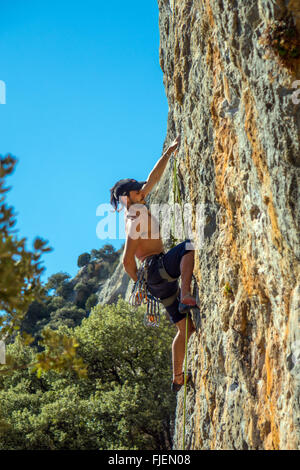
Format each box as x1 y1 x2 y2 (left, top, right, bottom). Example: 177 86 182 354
125 205 164 262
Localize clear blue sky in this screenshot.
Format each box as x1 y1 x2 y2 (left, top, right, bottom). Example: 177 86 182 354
0 0 168 283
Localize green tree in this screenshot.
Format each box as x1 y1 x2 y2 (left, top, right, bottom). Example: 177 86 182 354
77 253 91 268
91 244 119 263
0 154 52 338
0 299 176 450
48 304 87 329
45 272 71 294
0 155 85 414
85 293 98 312
20 300 51 348
71 298 176 449
74 281 91 308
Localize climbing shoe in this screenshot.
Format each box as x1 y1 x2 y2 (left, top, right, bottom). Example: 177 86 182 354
171 371 192 393
178 293 197 314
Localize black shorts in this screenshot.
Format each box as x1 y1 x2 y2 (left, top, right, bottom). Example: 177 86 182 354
145 239 194 324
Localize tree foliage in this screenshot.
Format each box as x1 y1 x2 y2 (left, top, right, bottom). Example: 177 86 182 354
0 154 88 428
0 299 176 449
45 272 71 294
85 293 98 312
77 252 91 268
0 154 52 338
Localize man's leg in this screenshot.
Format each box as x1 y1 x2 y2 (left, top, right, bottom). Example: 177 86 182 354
173 250 196 383
146 243 197 385
172 315 196 384
160 241 196 306
180 250 195 302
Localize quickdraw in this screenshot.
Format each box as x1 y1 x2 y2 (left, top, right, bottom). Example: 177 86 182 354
128 262 161 327
144 293 161 327
128 265 148 307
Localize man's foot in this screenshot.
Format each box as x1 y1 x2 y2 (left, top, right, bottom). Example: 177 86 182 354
171 371 192 392
178 292 197 313
180 292 197 305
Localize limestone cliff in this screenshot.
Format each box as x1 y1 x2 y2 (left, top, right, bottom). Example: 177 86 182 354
157 0 300 450
99 0 300 450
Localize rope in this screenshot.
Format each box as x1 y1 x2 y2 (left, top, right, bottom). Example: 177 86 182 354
171 150 187 248
182 311 189 450
171 146 190 450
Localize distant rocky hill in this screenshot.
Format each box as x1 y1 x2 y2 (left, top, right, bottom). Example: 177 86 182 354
96 256 132 304
20 244 124 344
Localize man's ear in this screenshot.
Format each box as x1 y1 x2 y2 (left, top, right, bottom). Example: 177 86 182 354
120 195 128 207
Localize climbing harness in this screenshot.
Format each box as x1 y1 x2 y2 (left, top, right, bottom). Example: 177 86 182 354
128 254 181 327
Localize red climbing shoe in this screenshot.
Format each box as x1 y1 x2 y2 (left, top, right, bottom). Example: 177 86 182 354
171 371 192 393
178 292 197 314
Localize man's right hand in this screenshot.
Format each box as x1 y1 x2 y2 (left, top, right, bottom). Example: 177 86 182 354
167 135 181 155
144 135 182 195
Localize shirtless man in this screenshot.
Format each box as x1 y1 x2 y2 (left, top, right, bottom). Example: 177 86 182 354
109 136 196 391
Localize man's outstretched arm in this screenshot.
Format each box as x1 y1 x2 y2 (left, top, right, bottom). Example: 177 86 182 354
140 135 180 198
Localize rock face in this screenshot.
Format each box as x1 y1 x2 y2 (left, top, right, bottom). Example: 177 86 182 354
97 260 133 304
155 0 300 450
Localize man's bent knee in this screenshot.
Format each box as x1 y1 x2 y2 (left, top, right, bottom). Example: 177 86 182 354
175 316 195 332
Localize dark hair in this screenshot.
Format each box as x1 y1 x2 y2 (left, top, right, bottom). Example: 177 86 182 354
109 182 128 213
109 178 147 212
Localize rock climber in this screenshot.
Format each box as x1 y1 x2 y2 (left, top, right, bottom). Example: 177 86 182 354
109 135 197 392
